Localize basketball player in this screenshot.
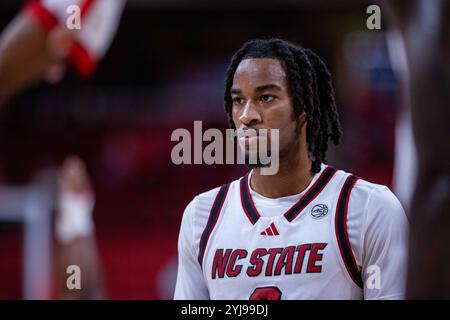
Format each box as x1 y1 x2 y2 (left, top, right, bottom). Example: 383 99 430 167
0 0 125 106
174 39 408 300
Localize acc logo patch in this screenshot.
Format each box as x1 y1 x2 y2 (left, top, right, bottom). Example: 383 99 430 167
311 204 328 219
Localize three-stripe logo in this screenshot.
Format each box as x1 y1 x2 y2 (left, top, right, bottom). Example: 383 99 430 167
260 222 280 236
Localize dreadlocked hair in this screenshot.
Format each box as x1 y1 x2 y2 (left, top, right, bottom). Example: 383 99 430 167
224 38 342 174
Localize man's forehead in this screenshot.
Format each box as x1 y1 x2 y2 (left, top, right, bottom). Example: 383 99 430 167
233 58 287 86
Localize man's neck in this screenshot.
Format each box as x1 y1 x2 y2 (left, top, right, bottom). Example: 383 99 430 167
250 155 314 199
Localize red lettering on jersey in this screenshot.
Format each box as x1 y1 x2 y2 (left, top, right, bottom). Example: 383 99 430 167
212 249 232 279
211 243 327 279
226 249 248 277
247 248 268 277
274 246 295 276
294 244 311 273
307 243 328 273
265 248 283 276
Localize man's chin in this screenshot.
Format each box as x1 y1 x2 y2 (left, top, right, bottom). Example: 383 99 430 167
244 152 272 169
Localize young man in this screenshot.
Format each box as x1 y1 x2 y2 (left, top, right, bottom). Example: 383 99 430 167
174 38 408 300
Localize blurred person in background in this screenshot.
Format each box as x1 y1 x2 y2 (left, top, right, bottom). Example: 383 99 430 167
0 0 125 299
382 0 450 299
0 0 126 106
56 155 105 299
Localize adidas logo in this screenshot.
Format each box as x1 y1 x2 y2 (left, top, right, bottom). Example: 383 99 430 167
260 222 280 236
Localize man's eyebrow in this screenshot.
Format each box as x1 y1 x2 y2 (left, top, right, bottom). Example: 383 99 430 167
255 83 282 92
231 84 282 94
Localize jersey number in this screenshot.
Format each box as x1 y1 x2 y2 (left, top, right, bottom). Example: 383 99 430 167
249 286 282 300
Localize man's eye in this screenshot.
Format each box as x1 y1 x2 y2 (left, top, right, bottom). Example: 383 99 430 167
260 95 275 102
233 97 244 105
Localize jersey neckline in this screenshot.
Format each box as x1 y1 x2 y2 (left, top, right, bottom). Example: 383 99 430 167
239 165 337 224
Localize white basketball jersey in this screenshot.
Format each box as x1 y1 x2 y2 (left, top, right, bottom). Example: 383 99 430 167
24 0 125 76
175 164 408 300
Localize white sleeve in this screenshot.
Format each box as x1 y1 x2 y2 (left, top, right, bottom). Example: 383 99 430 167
76 0 126 60
361 186 409 300
25 0 125 76
174 197 210 300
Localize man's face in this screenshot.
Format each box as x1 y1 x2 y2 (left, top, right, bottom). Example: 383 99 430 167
231 58 301 165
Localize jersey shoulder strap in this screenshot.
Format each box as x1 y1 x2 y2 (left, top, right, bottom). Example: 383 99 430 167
335 174 363 289
197 183 230 268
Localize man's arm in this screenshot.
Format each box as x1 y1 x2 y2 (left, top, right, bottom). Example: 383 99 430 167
0 0 126 107
361 186 409 299
174 197 209 300
0 12 65 106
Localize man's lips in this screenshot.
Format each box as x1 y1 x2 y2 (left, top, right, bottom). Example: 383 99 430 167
239 135 258 146
238 130 257 147
237 129 269 149
236 128 264 138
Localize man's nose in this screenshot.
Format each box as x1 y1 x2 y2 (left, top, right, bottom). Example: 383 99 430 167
239 101 261 126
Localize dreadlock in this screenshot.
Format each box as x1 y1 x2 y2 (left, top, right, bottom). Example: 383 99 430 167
224 38 342 174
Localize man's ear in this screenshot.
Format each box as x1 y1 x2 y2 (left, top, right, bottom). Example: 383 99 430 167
297 112 307 128
295 112 307 136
